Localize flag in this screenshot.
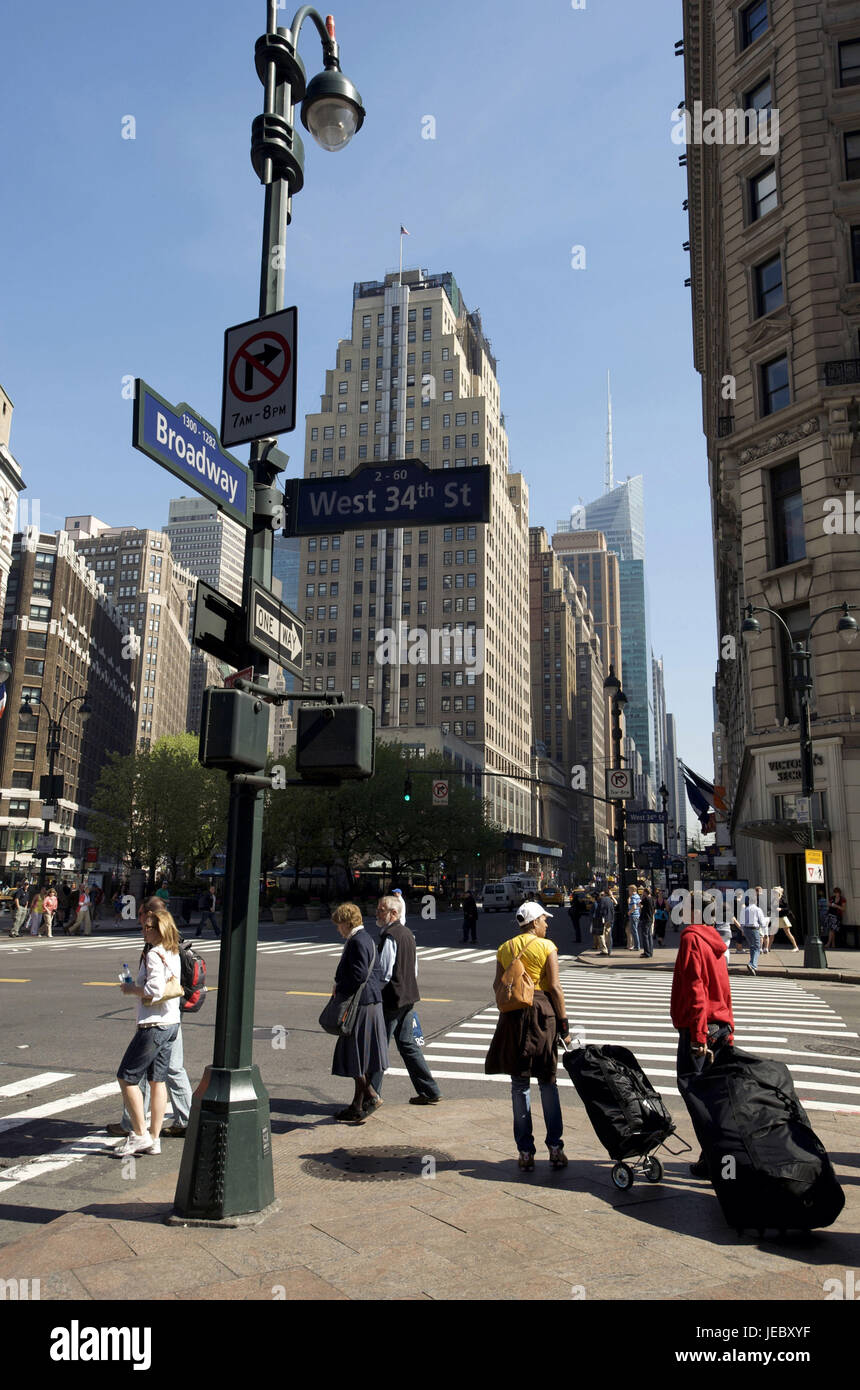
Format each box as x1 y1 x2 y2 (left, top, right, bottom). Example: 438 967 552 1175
0 683 6 720
682 771 714 834
400 225 410 236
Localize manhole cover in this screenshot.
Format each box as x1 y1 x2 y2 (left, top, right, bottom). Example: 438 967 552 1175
803 1041 860 1058
301 1145 454 1182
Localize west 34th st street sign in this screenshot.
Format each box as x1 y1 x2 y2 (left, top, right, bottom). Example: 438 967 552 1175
282 459 491 536
133 380 253 529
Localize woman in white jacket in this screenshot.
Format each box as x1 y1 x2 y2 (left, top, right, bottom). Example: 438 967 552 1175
115 904 182 1157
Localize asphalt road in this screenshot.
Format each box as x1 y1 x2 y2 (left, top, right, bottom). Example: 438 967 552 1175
2 908 859 1254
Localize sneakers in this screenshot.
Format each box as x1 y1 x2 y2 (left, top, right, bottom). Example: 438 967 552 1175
105 1123 130 1138
548 1146 568 1169
409 1094 441 1105
115 1132 155 1157
161 1123 187 1138
746 963 757 975
518 1151 535 1171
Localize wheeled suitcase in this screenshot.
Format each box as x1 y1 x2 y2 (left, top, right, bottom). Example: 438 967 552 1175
680 1044 845 1234
563 1044 684 1189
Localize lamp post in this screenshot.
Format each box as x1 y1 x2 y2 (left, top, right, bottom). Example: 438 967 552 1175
659 780 669 889
741 600 858 968
21 692 91 888
604 666 629 942
172 3 364 1223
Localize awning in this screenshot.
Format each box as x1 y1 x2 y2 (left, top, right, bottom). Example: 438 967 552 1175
737 819 829 846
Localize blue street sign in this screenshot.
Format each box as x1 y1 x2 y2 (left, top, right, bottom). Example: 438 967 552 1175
283 459 491 536
133 380 253 529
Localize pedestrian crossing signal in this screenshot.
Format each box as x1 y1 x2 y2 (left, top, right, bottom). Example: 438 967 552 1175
404 774 412 802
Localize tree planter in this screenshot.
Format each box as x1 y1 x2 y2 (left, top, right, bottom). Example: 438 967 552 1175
271 906 288 925
306 905 323 922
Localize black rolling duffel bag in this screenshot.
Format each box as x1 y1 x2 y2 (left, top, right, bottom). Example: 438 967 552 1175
563 1044 676 1161
680 1044 845 1234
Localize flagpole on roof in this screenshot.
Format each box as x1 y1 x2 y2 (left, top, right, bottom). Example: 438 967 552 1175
399 225 410 286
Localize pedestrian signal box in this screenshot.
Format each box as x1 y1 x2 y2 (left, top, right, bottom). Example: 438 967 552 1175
199 688 270 771
296 704 375 781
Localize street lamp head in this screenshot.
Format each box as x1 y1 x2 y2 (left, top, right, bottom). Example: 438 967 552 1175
79 694 93 719
603 665 620 696
659 782 668 799
837 606 859 646
741 606 762 644
615 688 628 709
19 694 33 718
0 654 11 684
301 63 365 151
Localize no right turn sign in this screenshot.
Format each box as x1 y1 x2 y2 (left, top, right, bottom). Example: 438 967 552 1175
432 780 449 807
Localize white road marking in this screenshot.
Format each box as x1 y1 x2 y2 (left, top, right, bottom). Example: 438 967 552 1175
0 1072 74 1098
0 1082 119 1135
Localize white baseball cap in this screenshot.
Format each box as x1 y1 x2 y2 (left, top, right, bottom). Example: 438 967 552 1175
516 902 552 925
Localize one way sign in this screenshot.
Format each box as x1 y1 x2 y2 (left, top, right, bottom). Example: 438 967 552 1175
221 307 297 449
247 579 305 677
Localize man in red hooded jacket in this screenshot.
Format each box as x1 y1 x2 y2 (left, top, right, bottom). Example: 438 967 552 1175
671 914 735 1178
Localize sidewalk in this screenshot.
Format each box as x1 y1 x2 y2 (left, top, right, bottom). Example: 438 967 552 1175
567 938 860 985
0 1090 856 1302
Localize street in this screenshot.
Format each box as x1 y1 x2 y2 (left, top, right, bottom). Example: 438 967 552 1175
1 910 859 1310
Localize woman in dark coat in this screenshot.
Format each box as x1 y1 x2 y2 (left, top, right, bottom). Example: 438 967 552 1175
329 902 388 1124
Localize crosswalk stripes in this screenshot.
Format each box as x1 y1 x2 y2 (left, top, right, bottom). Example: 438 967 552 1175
389 971 860 1115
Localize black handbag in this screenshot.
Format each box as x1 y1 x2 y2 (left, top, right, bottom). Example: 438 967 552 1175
319 954 375 1037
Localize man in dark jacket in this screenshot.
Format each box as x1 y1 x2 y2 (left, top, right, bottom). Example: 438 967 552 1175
367 895 442 1110
671 919 735 1177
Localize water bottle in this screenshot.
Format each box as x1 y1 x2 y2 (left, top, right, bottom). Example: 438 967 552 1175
119 962 133 985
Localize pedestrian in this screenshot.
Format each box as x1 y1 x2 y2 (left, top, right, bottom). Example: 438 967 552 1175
771 888 799 951
106 898 193 1141
111 889 124 926
391 886 407 925
738 886 768 975
197 884 220 938
27 886 44 937
825 888 847 949
69 883 93 936
485 902 572 1171
461 890 478 944
57 881 73 934
654 888 669 946
155 880 171 905
90 882 104 921
367 895 441 1111
114 900 184 1156
591 884 615 955
327 902 388 1124
670 907 735 1179
40 884 58 938
9 879 30 937
639 886 655 957
627 883 642 951
180 895 194 934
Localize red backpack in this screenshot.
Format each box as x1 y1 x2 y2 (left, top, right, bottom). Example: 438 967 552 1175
177 938 207 1013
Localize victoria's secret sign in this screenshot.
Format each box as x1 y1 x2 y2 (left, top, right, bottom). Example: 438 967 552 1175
767 756 824 783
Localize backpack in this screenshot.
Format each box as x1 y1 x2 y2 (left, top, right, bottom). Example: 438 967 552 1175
494 939 536 1013
177 938 207 1013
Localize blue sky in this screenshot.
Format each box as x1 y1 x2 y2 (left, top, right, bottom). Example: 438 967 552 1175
1 0 715 792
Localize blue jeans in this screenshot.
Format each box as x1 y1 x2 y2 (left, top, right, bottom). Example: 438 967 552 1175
120 1028 192 1130
629 913 641 950
743 926 761 969
511 1074 563 1154
368 1005 440 1099
199 910 219 937
640 920 653 956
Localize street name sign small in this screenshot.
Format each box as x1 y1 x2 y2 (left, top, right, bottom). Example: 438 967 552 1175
133 380 252 529
221 307 297 448
628 809 665 824
282 459 491 536
247 580 305 677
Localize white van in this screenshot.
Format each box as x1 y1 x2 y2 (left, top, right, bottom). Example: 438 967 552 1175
481 881 519 912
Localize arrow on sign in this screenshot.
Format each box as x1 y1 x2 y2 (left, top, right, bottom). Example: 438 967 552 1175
243 342 282 393
281 620 302 661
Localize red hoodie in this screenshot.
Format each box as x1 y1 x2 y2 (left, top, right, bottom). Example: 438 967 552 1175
670 922 734 1047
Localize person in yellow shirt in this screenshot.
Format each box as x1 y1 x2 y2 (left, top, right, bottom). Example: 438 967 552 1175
485 902 572 1171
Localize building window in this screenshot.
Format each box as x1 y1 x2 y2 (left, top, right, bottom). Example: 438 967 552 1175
839 39 860 87
754 253 783 316
852 227 860 283
750 165 777 220
760 354 790 415
745 76 772 112
846 131 860 180
741 0 768 49
770 460 805 567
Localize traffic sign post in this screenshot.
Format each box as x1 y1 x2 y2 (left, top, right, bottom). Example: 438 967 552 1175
282 459 491 536
432 779 449 807
133 381 253 530
246 580 305 677
221 306 297 448
605 769 634 800
805 849 824 884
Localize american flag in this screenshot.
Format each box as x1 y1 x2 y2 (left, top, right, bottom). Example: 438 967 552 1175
0 683 7 720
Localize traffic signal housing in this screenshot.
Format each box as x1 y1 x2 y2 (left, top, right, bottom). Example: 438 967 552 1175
403 773 413 802
296 703 375 781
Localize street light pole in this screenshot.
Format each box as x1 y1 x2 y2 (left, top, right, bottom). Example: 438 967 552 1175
603 666 629 944
22 692 91 888
741 600 858 969
173 3 364 1223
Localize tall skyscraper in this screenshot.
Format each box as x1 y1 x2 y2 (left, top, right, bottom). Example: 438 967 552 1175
559 475 653 782
63 516 192 748
298 268 532 837
0 384 26 615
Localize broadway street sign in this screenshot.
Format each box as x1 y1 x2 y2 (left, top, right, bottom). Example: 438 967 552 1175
133 380 253 529
282 459 491 536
